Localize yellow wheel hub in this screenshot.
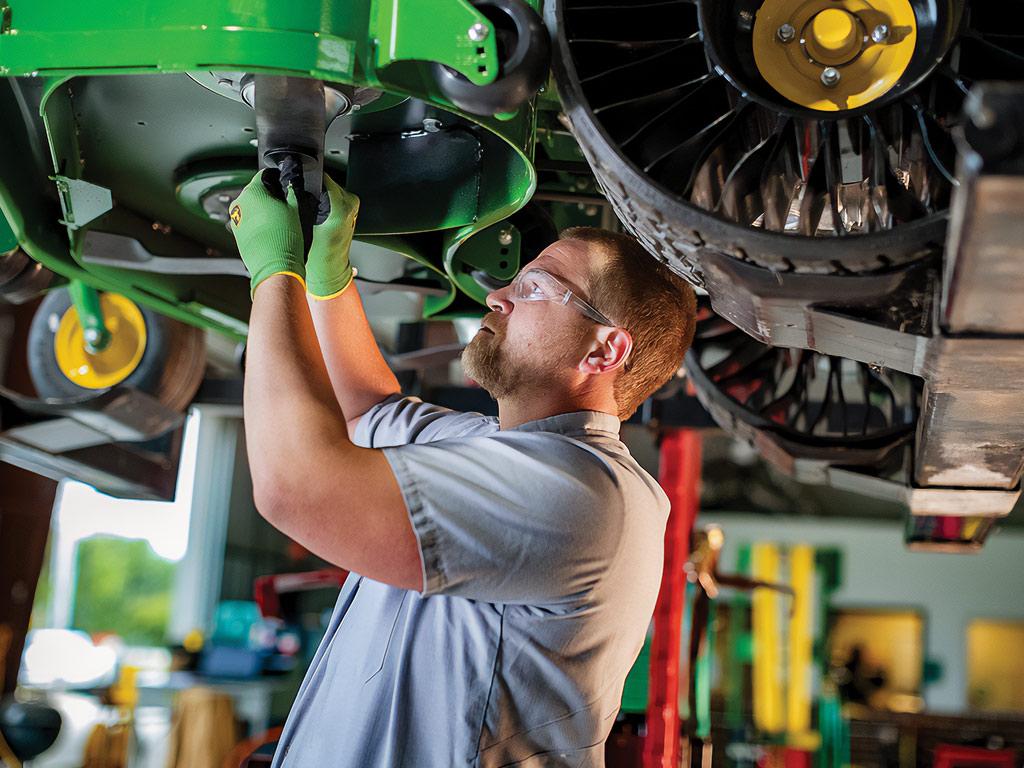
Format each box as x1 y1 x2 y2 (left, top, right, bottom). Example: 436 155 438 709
752 0 918 111
54 293 147 389
808 8 860 63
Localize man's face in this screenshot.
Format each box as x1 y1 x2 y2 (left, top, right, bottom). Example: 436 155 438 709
462 239 600 398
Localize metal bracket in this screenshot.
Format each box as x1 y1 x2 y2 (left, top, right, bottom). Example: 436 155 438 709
0 383 186 500
52 176 113 231
370 0 498 86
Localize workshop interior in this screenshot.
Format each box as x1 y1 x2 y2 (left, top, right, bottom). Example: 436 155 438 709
1 0 1023 766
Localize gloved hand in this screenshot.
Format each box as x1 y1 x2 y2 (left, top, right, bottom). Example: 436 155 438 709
305 174 360 300
229 168 306 297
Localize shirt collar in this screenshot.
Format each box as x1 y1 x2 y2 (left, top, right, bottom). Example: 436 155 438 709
511 410 621 439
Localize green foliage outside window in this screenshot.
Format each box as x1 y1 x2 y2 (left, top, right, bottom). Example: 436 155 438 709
72 536 176 646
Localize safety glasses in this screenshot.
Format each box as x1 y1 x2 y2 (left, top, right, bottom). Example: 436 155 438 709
509 268 617 327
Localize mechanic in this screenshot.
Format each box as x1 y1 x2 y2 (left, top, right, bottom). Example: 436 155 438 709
229 168 697 767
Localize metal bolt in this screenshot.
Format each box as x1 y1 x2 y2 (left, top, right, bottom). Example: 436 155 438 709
468 22 489 41
871 24 889 43
497 229 513 246
776 23 796 43
821 67 841 87
422 118 441 133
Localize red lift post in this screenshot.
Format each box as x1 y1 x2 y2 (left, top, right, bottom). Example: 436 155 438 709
644 429 702 768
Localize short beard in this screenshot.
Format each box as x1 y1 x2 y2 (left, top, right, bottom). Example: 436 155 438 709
461 328 524 399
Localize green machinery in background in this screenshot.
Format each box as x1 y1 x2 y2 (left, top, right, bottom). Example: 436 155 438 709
0 0 561 341
621 533 851 768
0 0 612 498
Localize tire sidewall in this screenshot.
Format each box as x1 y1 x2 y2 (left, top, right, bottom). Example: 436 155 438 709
28 287 170 400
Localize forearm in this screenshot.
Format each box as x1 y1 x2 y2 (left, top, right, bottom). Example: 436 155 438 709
243 275 421 588
244 276 351 495
307 284 401 433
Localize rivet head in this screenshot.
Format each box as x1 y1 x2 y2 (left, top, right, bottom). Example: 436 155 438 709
468 22 489 42
821 67 841 87
776 23 796 43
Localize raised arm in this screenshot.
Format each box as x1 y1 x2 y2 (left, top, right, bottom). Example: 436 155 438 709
303 176 401 435
229 170 420 590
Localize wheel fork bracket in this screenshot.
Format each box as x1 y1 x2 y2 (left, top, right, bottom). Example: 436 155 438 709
370 0 499 86
68 279 111 353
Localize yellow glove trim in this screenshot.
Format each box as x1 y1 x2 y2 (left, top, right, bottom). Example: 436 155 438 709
307 268 358 301
252 270 307 296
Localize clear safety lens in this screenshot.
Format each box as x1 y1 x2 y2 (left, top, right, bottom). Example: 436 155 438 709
510 269 615 327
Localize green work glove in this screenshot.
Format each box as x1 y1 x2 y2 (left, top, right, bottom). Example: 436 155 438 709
229 168 306 297
305 174 360 300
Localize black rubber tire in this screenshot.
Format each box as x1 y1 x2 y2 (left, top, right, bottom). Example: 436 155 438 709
683 302 920 466
548 0 947 283
0 249 53 305
27 287 206 411
432 0 551 116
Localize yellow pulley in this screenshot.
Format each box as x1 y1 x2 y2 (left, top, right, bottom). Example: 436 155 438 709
54 293 147 389
752 0 918 111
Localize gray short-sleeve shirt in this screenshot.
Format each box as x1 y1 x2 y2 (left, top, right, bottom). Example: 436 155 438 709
271 396 669 767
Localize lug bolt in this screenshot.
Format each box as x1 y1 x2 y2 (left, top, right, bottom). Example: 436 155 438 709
498 229 514 246
468 22 489 41
776 23 796 43
871 24 889 43
821 67 841 87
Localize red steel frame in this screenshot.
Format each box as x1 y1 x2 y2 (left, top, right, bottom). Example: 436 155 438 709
644 429 703 768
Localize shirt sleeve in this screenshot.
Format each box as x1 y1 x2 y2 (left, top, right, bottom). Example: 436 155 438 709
382 431 628 605
354 394 498 448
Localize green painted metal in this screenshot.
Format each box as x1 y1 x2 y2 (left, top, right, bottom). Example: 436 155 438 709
0 0 498 87
726 544 754 729
815 689 850 768
0 0 542 337
360 234 457 316
694 598 715 740
0 207 16 254
678 580 695 722
619 634 651 714
52 176 112 232
445 220 521 306
370 0 498 86
68 279 112 353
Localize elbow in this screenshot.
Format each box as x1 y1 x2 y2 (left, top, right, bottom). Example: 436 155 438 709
251 471 300 528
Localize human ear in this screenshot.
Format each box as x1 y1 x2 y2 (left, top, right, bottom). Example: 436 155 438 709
579 327 633 374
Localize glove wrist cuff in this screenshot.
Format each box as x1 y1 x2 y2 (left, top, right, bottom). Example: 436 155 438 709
306 266 356 301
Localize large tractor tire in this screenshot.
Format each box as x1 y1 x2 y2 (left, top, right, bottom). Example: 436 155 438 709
549 1 1018 282
684 301 921 471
